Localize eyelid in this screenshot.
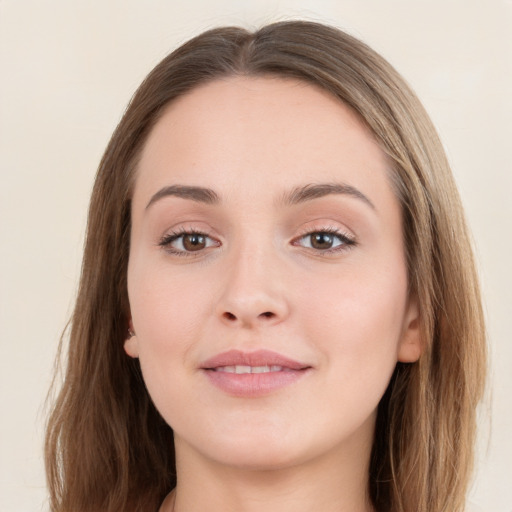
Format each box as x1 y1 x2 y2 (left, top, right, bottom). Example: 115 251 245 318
156 222 356 257
291 225 357 254
158 227 220 256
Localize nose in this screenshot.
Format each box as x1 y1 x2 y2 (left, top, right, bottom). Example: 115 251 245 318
215 245 290 329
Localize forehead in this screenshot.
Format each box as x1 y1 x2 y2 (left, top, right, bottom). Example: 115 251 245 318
133 76 392 210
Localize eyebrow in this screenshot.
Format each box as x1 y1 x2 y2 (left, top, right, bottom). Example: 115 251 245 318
145 182 375 211
281 183 375 210
146 185 220 209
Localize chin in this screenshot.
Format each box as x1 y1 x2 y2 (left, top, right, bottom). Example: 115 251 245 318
175 423 310 472
210 444 306 471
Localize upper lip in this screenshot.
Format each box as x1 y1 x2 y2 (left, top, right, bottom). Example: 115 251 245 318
200 349 310 370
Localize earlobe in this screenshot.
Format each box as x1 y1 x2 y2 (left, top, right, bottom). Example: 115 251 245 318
123 320 139 358
397 295 422 363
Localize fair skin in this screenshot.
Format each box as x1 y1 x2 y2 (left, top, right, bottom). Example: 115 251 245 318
125 76 421 512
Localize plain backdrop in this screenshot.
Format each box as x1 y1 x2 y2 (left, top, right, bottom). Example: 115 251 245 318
1 1 511 511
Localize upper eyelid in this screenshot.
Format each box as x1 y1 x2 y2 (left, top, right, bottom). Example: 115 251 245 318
296 226 349 236
159 229 215 244
294 224 356 241
159 224 215 240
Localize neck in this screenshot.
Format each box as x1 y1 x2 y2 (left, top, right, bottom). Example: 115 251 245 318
162 430 375 512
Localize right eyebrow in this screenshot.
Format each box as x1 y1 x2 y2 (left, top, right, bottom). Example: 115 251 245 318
145 185 220 210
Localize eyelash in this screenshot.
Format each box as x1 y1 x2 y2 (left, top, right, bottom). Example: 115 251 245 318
158 228 218 257
292 227 357 255
158 227 356 257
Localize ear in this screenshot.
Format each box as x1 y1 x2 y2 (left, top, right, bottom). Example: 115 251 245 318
123 318 139 358
397 294 422 363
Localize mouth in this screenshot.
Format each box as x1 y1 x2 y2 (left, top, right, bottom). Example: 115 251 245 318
213 365 288 374
200 350 311 397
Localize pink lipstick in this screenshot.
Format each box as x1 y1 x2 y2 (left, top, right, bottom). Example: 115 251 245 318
200 349 311 397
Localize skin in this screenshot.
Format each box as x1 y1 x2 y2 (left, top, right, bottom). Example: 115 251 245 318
125 76 421 512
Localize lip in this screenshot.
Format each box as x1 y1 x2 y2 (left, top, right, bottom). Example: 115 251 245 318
200 349 309 370
200 349 311 397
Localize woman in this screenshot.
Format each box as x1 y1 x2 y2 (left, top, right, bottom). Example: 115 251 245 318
45 20 486 512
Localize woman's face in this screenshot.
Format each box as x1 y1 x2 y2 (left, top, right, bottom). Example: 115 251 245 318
126 77 420 471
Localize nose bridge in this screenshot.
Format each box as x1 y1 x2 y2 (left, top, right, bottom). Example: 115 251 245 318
216 236 288 327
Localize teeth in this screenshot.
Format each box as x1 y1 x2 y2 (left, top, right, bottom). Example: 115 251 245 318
252 365 270 374
216 365 283 374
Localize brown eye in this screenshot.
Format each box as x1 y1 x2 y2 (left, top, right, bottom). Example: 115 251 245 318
293 230 355 253
159 231 218 254
182 233 206 251
310 233 336 249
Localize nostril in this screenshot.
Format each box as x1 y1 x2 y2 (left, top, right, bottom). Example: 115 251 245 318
221 311 277 323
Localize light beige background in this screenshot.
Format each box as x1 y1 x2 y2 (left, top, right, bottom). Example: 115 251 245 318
1 1 510 511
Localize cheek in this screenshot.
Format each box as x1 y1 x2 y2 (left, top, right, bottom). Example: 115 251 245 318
130 260 205 335
128 267 206 426
299 261 408 379
127 262 208 384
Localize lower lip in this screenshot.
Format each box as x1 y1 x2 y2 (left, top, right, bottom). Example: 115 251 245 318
203 368 309 397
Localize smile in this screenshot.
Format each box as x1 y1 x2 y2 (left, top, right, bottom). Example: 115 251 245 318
200 350 311 397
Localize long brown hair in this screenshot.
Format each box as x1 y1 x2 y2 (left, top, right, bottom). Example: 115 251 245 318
45 21 486 512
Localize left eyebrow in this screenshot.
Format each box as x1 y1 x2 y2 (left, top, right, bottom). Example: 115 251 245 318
279 183 376 211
